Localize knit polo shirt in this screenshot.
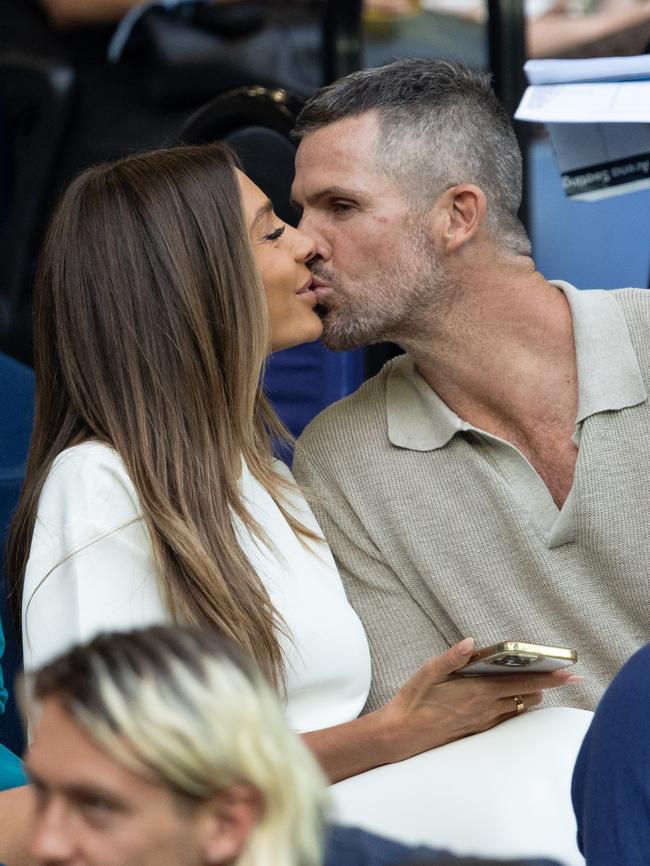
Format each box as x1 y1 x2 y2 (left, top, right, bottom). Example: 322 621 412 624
294 285 650 712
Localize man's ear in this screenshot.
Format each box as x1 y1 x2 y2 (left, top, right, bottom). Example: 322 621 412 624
431 184 487 254
201 784 262 865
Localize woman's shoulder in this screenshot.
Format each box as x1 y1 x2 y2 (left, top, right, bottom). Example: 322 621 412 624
50 440 126 475
244 459 319 526
39 441 141 526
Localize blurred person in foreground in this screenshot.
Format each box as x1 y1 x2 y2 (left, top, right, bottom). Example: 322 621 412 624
20 624 562 866
571 642 650 866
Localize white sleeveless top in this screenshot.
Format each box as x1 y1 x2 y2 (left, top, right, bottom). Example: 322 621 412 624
22 442 371 732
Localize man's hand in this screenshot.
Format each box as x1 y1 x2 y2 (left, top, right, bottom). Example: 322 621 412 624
377 638 583 763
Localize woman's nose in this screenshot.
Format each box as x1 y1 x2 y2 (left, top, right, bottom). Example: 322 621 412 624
291 227 316 263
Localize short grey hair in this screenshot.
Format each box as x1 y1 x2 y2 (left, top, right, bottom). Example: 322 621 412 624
294 59 530 256
32 626 327 866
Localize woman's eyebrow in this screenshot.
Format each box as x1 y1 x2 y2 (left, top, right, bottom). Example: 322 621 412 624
251 200 273 231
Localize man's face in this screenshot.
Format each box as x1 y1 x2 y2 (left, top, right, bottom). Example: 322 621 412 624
292 112 445 350
26 698 212 866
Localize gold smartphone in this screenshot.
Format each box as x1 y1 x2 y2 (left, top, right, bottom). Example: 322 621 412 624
456 641 578 676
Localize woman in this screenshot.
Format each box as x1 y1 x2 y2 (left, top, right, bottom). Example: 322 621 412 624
8 143 588 863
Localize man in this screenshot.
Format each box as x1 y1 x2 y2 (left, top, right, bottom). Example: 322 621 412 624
18 625 560 866
291 58 650 718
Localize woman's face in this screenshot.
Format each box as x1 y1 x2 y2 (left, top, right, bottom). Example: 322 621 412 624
237 171 323 353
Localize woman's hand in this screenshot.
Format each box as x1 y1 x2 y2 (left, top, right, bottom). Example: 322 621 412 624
376 638 583 763
303 638 582 782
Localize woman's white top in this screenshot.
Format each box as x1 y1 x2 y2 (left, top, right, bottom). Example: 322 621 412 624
22 441 371 732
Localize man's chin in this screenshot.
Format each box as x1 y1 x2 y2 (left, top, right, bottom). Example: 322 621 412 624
320 315 384 352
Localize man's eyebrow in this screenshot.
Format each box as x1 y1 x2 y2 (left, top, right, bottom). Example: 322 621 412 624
251 199 273 230
24 767 127 809
62 784 127 809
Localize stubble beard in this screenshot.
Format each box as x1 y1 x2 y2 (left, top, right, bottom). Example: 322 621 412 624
314 232 450 352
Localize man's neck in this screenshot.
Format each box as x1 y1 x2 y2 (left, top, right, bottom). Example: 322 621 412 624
397 259 579 447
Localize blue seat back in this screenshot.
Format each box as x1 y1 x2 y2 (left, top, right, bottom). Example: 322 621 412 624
0 353 34 756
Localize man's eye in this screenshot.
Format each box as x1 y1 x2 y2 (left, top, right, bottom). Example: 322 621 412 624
332 202 353 215
263 226 285 242
80 800 116 827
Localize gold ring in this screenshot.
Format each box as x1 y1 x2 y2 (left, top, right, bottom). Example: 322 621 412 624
513 695 525 714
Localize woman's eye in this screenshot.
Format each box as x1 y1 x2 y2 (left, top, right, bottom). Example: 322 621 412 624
263 226 285 242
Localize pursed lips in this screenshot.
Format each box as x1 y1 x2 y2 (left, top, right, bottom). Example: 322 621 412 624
296 277 315 295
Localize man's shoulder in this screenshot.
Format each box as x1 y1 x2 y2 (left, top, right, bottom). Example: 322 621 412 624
608 286 650 301
609 288 650 352
607 286 650 317
297 355 405 454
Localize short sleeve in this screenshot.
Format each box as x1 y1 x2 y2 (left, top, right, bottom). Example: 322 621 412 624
22 443 167 672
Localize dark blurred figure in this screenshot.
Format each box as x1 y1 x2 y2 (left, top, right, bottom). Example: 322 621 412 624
0 0 274 361
327 826 562 866
572 643 650 866
398 860 558 866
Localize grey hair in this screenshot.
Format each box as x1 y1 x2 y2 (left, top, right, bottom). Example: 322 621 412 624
294 58 530 256
32 626 327 866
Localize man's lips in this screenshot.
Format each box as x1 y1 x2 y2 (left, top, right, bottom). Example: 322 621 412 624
309 280 333 300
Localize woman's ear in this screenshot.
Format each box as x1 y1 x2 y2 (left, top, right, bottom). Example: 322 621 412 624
201 784 263 865
431 184 487 254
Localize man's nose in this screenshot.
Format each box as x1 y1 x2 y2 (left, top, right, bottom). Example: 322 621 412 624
30 803 76 864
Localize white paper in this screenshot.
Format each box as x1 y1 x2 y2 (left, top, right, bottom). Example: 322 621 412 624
515 81 650 123
524 54 650 86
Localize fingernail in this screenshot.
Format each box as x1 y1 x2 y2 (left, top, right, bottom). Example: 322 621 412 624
458 637 475 655
565 675 585 683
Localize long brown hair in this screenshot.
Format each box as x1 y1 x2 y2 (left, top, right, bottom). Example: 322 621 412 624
8 142 308 685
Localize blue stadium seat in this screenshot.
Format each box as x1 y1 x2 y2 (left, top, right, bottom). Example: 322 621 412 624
0 353 34 756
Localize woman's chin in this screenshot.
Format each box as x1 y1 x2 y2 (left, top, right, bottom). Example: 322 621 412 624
269 318 324 353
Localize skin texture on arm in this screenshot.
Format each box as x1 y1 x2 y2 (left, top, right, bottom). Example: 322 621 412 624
39 0 145 28
302 641 577 783
40 0 242 29
528 1 650 58
0 785 34 866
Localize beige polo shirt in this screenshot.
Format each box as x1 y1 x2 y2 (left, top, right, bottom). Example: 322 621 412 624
386 281 647 548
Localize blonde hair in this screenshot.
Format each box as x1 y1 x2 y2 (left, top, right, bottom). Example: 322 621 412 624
8 142 317 685
32 626 327 866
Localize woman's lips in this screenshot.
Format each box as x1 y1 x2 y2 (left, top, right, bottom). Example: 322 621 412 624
296 277 315 295
295 278 318 306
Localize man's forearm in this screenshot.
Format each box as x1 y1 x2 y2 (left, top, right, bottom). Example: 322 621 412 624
41 0 243 29
41 0 145 28
528 4 650 57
